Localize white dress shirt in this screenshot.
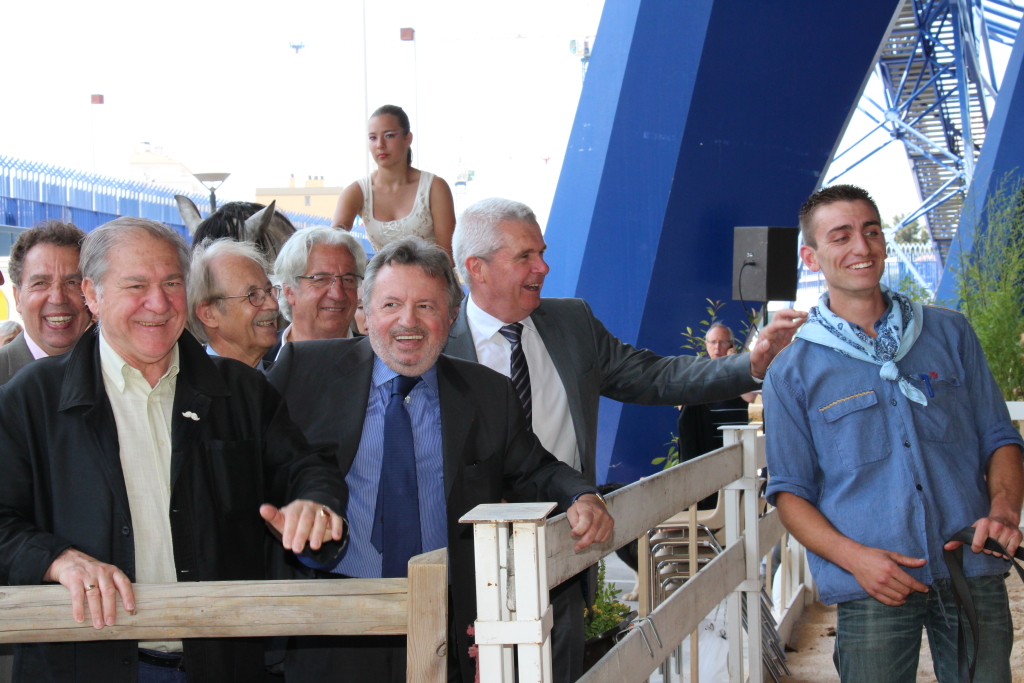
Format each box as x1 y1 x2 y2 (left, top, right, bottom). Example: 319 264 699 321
466 295 580 471
98 334 181 653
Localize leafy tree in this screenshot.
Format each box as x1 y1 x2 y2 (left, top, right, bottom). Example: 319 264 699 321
954 175 1024 400
885 213 928 244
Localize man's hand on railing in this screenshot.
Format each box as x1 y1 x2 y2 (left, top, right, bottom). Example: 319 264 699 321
260 500 345 554
567 494 614 551
749 308 808 379
43 548 135 630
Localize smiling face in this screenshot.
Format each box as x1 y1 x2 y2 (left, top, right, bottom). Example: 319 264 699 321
283 243 358 341
199 254 279 367
465 220 549 324
366 263 453 377
83 232 187 383
800 199 887 306
368 114 412 169
13 243 92 356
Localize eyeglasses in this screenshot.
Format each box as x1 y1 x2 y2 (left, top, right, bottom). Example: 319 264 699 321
217 285 281 307
296 273 363 290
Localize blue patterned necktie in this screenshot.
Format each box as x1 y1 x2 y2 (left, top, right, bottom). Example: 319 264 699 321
372 374 422 578
499 323 532 429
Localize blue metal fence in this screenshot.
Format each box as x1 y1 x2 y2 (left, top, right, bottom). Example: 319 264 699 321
0 155 334 242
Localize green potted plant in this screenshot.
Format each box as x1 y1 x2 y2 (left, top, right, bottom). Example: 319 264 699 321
582 559 636 670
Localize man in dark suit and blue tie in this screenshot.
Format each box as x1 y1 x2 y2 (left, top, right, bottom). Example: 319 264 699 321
267 236 613 683
445 197 807 683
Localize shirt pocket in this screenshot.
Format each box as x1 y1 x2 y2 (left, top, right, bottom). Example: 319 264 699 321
204 439 260 516
818 390 892 469
909 374 962 443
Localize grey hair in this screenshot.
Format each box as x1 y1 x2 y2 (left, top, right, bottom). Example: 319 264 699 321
81 217 191 294
363 236 464 319
187 238 270 343
453 197 538 283
706 322 734 341
0 320 23 337
273 227 367 320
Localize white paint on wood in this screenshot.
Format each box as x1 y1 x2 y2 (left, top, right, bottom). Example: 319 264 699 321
460 503 556 524
474 522 507 683
544 444 743 589
474 606 553 645
774 586 807 647
575 544 745 683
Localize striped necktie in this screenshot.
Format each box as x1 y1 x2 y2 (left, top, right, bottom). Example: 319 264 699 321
499 323 532 429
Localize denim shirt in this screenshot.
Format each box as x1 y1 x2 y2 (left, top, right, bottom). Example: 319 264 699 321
764 305 1023 604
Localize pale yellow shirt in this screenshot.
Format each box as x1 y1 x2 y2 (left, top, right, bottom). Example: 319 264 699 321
98 333 182 653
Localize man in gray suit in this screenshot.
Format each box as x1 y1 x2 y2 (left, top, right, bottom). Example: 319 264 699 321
446 197 807 682
0 221 91 386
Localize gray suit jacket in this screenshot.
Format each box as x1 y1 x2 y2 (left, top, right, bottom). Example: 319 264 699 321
445 297 759 484
0 333 34 386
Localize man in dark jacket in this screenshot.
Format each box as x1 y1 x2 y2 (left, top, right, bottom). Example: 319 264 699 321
0 217 348 683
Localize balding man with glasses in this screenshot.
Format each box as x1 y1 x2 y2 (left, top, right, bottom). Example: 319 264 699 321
188 238 282 371
273 227 367 350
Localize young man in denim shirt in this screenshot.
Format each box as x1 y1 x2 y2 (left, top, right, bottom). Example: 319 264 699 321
764 184 1024 683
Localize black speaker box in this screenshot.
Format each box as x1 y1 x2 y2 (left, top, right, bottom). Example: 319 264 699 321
731 226 799 302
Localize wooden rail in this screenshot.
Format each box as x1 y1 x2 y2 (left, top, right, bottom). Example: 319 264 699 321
0 548 448 683
461 425 809 683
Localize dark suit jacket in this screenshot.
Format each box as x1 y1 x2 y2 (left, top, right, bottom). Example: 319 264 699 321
0 332 33 386
0 328 347 683
445 297 760 483
267 337 597 683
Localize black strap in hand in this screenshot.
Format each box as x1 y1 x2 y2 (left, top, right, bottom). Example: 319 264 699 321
942 527 1024 683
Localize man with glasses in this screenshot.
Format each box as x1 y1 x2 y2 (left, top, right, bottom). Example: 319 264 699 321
273 227 367 349
188 238 281 370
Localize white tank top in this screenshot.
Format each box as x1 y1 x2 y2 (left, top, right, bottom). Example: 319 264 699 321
357 171 436 251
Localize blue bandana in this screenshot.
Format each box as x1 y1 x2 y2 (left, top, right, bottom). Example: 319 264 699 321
795 285 928 405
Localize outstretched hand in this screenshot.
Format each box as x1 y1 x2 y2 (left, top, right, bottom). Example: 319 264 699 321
260 500 344 554
749 308 807 379
567 495 614 551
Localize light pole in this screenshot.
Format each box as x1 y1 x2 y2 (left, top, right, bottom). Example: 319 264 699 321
192 172 231 213
400 28 419 164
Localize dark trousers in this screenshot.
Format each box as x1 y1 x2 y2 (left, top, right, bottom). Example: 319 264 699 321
284 635 408 683
549 571 587 683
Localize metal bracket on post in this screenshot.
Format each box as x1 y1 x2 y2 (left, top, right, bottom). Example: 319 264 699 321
461 502 557 683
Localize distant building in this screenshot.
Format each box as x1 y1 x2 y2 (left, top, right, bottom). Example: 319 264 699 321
128 143 205 195
256 175 343 221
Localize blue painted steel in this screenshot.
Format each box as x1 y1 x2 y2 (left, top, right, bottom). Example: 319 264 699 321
0 156 362 248
935 30 1024 302
545 0 900 484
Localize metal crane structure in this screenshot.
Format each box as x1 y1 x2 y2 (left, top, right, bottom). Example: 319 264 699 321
826 0 1022 293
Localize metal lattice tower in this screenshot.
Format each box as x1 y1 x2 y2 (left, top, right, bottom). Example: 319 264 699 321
828 0 1021 267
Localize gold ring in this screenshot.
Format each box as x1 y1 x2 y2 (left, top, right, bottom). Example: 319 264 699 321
84 584 97 591
319 506 330 518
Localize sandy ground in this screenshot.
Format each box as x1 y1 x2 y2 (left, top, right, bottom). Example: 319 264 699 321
784 576 1024 682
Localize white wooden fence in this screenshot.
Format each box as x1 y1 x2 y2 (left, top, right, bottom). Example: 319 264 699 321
461 425 809 683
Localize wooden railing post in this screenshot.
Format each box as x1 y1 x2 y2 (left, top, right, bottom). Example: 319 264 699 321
407 548 449 683
461 503 557 683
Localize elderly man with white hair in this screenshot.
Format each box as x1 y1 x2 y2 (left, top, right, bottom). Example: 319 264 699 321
273 227 367 348
188 238 280 370
445 197 806 683
0 216 348 683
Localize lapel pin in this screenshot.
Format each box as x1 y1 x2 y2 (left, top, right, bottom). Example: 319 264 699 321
182 411 200 421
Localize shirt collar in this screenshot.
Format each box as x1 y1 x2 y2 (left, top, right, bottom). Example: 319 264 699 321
23 331 50 360
466 294 535 340
371 354 439 395
98 331 180 393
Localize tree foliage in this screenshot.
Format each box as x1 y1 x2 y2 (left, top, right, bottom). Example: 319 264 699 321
954 175 1024 400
